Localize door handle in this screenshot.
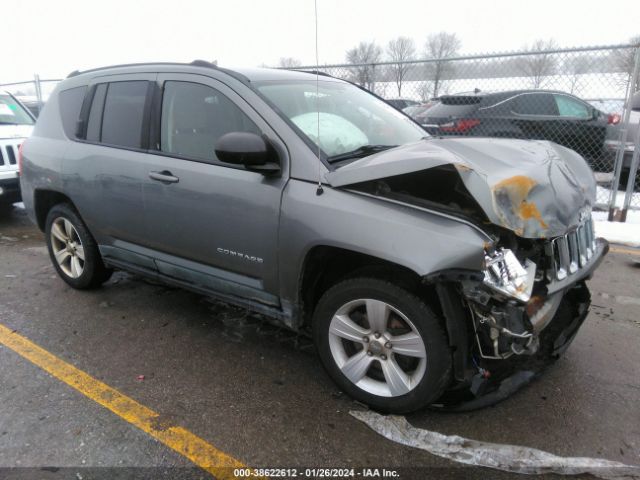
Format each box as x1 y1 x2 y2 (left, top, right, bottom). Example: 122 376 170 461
149 170 179 184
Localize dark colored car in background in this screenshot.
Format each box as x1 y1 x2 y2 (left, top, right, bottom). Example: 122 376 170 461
419 90 618 162
402 101 436 123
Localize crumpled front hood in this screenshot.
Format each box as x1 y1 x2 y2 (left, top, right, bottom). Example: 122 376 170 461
326 137 597 239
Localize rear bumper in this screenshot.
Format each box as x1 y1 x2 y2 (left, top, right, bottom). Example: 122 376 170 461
604 140 636 169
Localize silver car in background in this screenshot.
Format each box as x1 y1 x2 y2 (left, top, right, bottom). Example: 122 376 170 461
604 91 640 186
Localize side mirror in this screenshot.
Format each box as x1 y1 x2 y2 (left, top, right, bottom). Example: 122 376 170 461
215 132 280 174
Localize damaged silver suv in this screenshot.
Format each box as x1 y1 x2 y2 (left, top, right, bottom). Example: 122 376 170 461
20 62 607 413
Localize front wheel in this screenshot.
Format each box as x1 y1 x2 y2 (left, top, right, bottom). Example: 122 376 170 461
312 278 452 413
45 203 112 289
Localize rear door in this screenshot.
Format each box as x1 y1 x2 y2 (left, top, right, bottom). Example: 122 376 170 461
140 73 289 303
63 74 158 270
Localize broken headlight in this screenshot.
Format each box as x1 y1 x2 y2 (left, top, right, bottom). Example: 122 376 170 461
483 248 536 303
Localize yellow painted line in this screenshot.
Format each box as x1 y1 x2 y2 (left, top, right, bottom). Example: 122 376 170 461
609 246 640 256
0 323 257 480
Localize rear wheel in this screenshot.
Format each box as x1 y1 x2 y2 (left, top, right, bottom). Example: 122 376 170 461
45 203 112 289
312 277 451 413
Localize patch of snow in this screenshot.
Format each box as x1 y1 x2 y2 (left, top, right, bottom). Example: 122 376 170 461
593 212 640 247
596 186 640 210
592 210 640 225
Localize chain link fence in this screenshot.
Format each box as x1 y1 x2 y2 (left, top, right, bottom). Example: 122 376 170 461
3 45 640 217
0 76 62 117
294 44 640 217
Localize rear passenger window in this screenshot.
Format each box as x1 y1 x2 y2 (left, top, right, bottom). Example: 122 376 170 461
160 81 260 163
58 86 87 138
513 94 558 116
100 81 149 148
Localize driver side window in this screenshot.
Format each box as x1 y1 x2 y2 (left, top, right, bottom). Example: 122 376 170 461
160 81 260 163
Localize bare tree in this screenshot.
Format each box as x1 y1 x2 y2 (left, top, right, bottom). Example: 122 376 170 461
417 81 433 102
346 41 382 91
424 32 461 98
278 57 302 68
565 54 592 94
614 35 640 93
387 36 416 97
518 39 558 89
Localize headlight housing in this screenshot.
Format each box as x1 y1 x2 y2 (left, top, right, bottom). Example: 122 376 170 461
483 248 536 303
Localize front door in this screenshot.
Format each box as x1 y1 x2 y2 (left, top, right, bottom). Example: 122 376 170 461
141 74 288 303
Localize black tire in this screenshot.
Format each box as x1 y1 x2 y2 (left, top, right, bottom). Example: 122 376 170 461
312 277 452 413
45 203 112 289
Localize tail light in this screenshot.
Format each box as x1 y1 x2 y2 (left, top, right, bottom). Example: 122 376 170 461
607 113 621 125
18 142 24 176
439 118 481 133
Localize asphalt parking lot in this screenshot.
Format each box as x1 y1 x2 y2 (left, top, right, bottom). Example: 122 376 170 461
0 204 639 480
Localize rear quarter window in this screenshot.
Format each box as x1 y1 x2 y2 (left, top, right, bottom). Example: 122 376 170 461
513 93 558 116
58 86 87 139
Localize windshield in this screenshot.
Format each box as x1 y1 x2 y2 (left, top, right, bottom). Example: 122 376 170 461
0 94 35 126
255 80 426 160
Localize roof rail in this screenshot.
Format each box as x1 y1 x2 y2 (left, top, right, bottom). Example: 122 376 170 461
190 59 218 69
293 69 334 79
64 61 251 84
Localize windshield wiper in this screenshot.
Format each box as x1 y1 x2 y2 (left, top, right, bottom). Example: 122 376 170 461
0 121 23 126
327 144 397 163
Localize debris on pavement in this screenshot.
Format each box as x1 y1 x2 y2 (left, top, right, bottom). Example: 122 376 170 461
350 410 640 480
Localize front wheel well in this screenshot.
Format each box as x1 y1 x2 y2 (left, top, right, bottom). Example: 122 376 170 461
299 246 442 326
33 190 74 231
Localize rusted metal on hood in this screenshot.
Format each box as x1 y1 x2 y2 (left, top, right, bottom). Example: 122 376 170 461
326 138 597 238
492 175 548 236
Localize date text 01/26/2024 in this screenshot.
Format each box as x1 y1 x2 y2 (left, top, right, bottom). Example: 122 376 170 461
233 468 400 478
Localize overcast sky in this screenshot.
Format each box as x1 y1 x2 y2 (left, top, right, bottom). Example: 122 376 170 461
2 0 638 84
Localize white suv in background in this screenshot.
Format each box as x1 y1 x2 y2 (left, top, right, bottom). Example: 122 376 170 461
0 91 35 208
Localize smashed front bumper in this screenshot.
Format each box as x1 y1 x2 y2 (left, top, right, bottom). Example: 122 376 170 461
430 237 608 412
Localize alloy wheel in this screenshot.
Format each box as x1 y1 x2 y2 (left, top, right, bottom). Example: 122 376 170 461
328 298 427 397
50 217 85 279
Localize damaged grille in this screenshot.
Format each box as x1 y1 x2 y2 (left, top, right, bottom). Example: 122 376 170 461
546 216 596 281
